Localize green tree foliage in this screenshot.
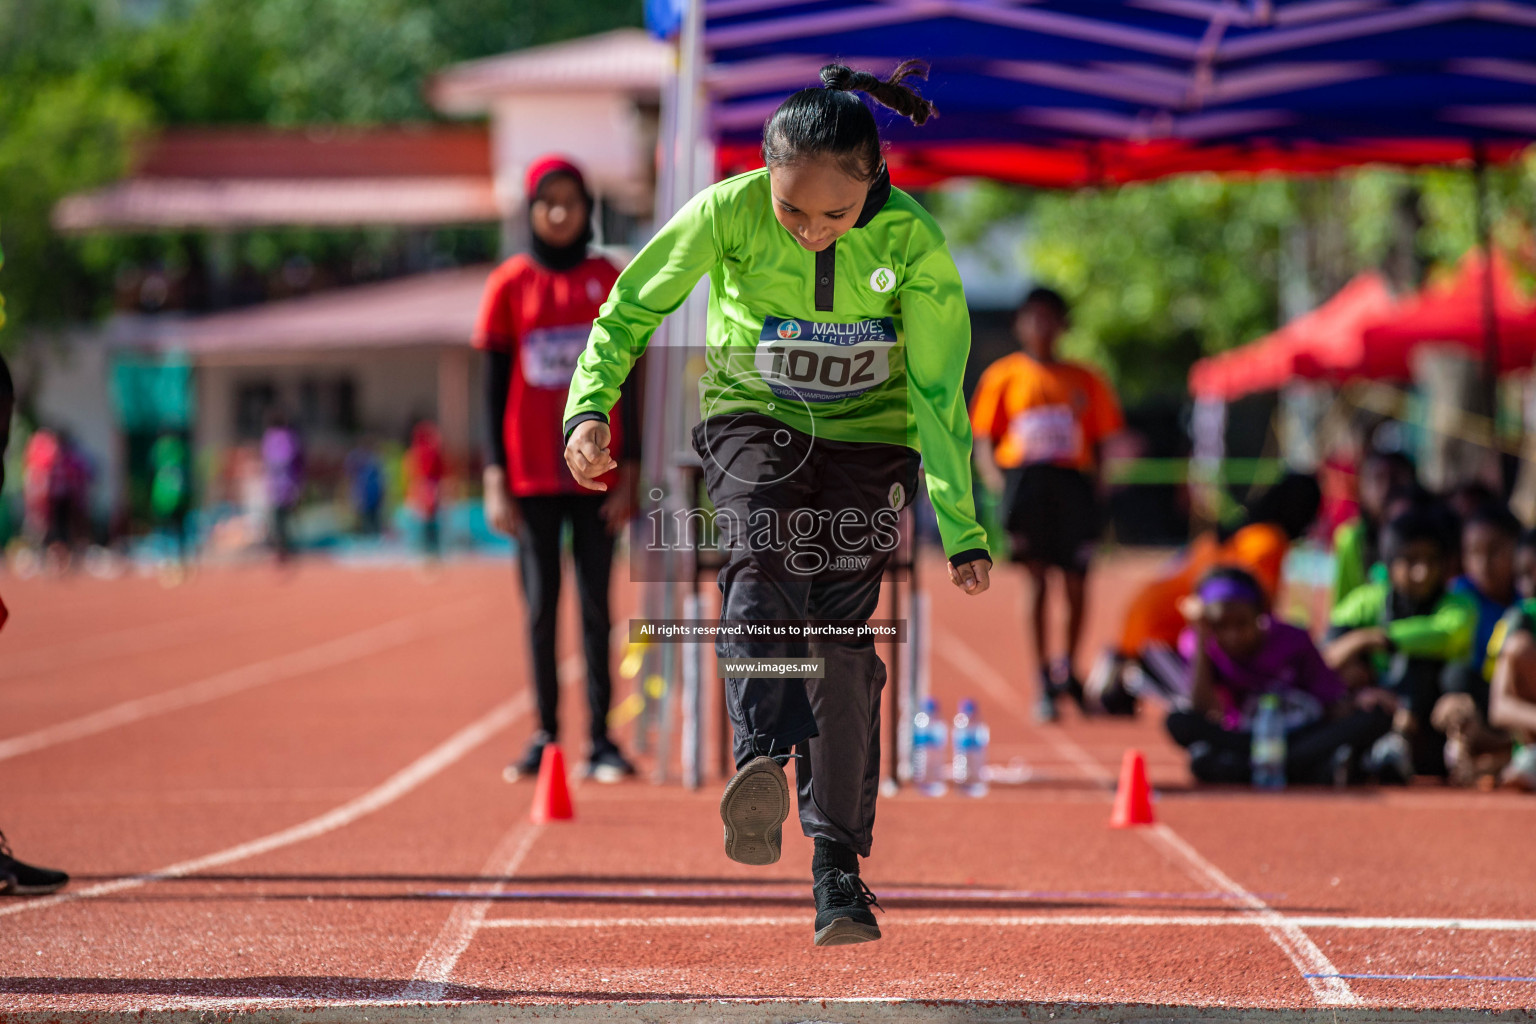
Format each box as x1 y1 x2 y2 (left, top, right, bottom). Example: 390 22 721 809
0 76 151 330
1026 176 1290 402
0 0 642 348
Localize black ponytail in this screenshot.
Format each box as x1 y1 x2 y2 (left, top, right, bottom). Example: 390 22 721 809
762 59 936 182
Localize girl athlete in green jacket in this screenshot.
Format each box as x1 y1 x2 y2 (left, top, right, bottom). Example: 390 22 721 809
563 61 990 946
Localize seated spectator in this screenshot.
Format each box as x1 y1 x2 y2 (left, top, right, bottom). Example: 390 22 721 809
1487 604 1536 790
1448 480 1503 524
1444 508 1519 698
1327 506 1476 781
1151 567 1393 785
1514 528 1536 601
1331 450 1417 611
1430 508 1520 786
1087 474 1320 715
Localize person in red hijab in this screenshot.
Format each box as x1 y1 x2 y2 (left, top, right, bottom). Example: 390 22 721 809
473 155 639 784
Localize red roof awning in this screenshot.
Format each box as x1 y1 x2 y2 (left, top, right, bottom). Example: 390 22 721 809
55 127 498 232
108 266 493 357
55 178 498 232
131 126 491 179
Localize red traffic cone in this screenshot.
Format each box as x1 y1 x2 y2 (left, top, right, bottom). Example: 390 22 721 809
1109 748 1155 827
530 743 574 823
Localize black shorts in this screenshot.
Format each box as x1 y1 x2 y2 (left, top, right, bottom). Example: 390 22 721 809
1002 464 1101 572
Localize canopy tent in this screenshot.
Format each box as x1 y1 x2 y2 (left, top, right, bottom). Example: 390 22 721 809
702 0 1536 187
636 0 1536 787
717 137 1523 189
1355 250 1536 375
1188 252 1536 399
1188 272 1397 400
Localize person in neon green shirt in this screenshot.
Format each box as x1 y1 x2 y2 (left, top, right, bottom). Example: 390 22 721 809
563 61 990 947
1329 449 1416 611
1328 506 1475 780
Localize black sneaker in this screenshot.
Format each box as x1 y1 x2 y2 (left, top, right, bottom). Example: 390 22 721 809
502 730 553 783
719 755 790 866
585 738 636 784
1097 680 1140 717
1059 674 1088 713
1034 687 1060 724
1187 740 1251 785
812 840 882 946
1050 658 1089 713
0 833 68 896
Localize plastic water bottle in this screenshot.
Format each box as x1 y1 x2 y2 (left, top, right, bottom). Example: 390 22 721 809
951 698 990 797
911 697 948 796
1251 693 1286 790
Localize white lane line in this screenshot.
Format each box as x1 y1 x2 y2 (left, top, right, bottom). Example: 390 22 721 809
1143 824 1359 1006
403 654 589 1000
0 600 293 683
0 596 486 763
476 911 1536 931
1292 915 1536 932
403 821 544 1001
936 630 1360 1008
0 692 528 920
939 636 1114 785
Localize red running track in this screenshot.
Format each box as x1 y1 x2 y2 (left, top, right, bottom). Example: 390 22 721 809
0 555 1534 1022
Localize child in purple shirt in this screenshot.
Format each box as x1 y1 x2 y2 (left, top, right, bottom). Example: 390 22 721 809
1148 567 1394 785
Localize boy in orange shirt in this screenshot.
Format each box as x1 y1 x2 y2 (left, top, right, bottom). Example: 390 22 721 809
971 288 1123 721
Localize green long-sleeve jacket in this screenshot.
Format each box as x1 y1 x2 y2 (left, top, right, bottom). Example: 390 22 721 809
1330 580 1477 662
1330 518 1368 611
563 168 987 560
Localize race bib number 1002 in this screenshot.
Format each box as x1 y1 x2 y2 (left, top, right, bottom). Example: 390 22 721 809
755 316 897 403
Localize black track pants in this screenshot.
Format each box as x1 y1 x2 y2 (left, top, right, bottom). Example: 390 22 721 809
516 494 616 747
693 413 921 856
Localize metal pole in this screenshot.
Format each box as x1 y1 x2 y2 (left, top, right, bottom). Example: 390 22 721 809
680 590 701 790
1473 141 1501 436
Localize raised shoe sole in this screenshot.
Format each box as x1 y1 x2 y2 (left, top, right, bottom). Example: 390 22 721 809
719 756 789 866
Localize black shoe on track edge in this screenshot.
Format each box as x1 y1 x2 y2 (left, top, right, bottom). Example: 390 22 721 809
502 731 553 783
0 833 68 897
812 854 882 946
585 739 637 784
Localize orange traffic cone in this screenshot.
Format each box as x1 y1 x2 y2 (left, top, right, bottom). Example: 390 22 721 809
530 743 574 823
1109 748 1155 827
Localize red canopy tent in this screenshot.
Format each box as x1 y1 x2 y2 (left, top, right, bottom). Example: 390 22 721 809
716 139 1527 192
1353 250 1536 378
1188 272 1396 400
1187 251 1536 399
